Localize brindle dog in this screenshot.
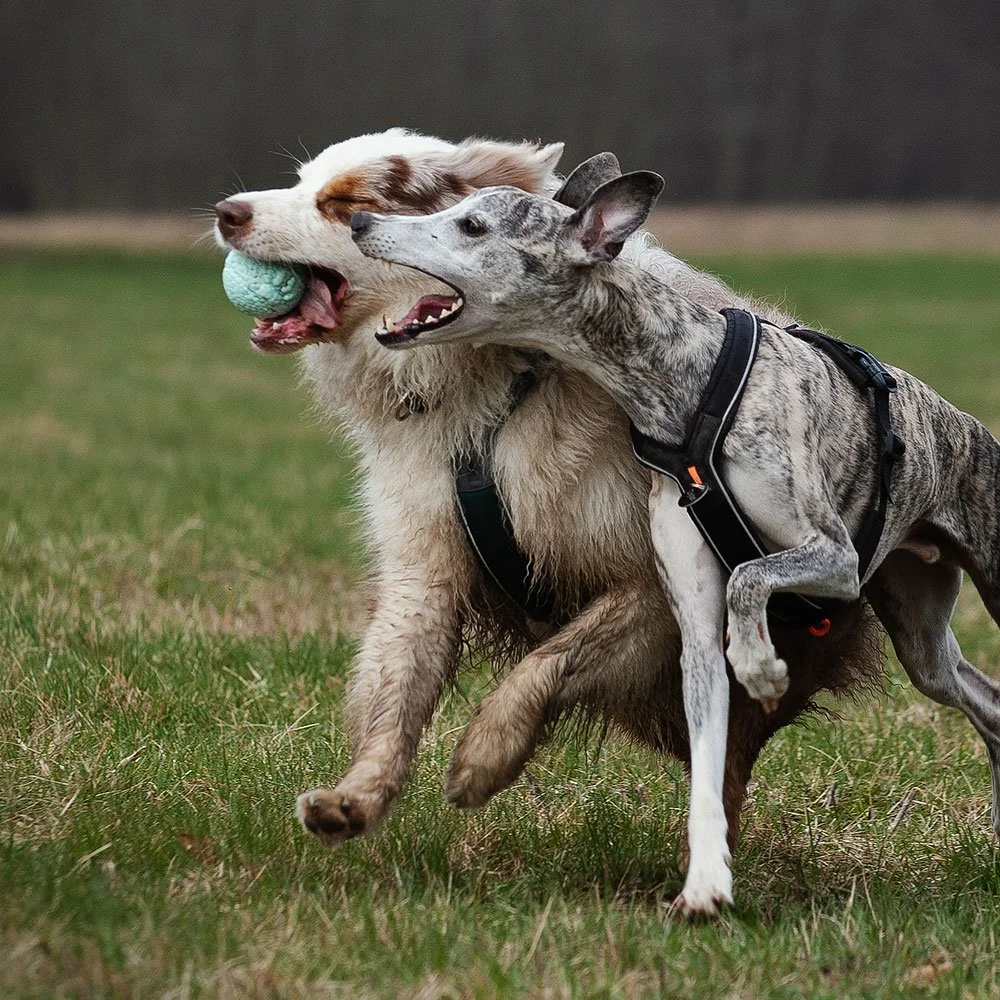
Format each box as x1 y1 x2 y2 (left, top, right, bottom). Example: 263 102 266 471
351 158 1000 916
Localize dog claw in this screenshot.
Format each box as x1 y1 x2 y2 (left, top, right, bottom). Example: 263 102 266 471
669 894 728 921
672 856 733 920
669 884 733 920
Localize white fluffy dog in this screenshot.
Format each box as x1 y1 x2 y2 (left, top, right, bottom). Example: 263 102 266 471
214 130 883 914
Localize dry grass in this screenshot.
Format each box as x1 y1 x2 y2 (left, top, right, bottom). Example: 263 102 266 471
2 250 1000 997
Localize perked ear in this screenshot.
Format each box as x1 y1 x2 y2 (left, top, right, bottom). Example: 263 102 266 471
563 171 665 263
553 152 622 209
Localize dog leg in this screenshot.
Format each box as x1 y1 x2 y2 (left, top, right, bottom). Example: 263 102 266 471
297 565 461 846
449 590 769 856
726 532 859 710
445 583 660 808
649 478 733 917
868 550 1000 838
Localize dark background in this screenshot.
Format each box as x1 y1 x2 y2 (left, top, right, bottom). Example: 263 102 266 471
2 0 999 213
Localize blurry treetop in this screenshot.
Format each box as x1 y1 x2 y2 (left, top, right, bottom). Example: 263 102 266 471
1 0 998 212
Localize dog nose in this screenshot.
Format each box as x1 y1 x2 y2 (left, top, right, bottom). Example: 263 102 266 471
215 199 254 238
350 211 374 238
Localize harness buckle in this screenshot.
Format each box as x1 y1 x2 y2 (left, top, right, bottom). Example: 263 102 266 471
679 481 709 508
678 464 710 507
849 347 897 392
874 370 898 393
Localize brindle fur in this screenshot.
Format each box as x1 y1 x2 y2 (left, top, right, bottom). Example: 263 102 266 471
352 160 1000 915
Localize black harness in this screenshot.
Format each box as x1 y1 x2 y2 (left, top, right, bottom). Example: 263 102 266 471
630 308 905 632
454 369 558 625
453 308 903 634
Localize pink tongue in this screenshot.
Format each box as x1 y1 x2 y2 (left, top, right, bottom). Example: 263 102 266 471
299 276 340 329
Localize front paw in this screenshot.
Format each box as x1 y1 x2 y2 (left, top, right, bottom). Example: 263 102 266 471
295 785 385 846
672 858 734 919
727 635 789 711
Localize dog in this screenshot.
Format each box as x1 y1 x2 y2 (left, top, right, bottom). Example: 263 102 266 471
214 132 884 909
349 159 1000 914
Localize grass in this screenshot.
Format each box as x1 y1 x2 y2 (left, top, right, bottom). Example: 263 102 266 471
1 249 999 998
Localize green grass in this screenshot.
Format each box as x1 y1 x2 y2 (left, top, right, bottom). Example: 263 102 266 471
2 250 999 998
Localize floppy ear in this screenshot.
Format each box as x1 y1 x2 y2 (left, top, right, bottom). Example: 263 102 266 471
553 152 622 209
562 171 664 263
421 139 565 195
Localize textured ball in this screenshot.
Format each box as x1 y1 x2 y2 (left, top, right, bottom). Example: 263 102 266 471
222 251 305 318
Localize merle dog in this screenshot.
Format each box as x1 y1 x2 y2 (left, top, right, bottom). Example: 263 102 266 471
350 161 1000 915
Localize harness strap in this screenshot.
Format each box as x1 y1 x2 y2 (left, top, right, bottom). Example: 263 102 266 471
631 308 904 631
454 369 558 625
784 324 906 579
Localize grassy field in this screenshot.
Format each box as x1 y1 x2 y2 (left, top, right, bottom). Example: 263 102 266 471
2 250 999 998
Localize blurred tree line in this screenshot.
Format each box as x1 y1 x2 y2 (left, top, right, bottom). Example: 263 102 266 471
1 0 997 212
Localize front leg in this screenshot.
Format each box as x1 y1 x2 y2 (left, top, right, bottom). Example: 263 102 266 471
726 532 859 711
649 477 733 917
297 555 462 846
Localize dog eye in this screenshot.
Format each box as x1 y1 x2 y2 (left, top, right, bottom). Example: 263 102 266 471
458 216 488 237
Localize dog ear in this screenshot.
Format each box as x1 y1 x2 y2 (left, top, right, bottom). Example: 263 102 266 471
553 152 622 209
562 171 664 263
422 139 564 196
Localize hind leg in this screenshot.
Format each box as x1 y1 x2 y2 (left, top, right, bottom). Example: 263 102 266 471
445 583 664 808
867 549 1000 837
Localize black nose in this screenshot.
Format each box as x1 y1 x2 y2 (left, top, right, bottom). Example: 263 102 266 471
350 211 374 238
215 199 253 238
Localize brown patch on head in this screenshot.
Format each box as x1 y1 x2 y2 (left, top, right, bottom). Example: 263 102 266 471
317 159 469 223
381 154 471 214
315 140 564 224
316 170 380 224
382 155 413 196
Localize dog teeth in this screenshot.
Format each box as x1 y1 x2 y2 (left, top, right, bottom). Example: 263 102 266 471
432 299 464 321
396 298 463 335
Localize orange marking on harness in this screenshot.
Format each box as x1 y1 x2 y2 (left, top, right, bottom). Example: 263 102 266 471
808 618 832 637
687 465 704 486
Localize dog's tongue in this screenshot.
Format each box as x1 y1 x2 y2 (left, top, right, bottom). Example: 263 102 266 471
298 275 340 329
250 272 347 352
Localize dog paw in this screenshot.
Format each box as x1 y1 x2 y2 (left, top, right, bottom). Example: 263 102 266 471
671 859 734 920
727 637 789 711
295 786 383 846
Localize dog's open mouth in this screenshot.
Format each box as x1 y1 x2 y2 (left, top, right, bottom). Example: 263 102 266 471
375 289 465 349
250 267 349 354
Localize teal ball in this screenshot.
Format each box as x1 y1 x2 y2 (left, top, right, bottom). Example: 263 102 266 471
222 251 306 318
